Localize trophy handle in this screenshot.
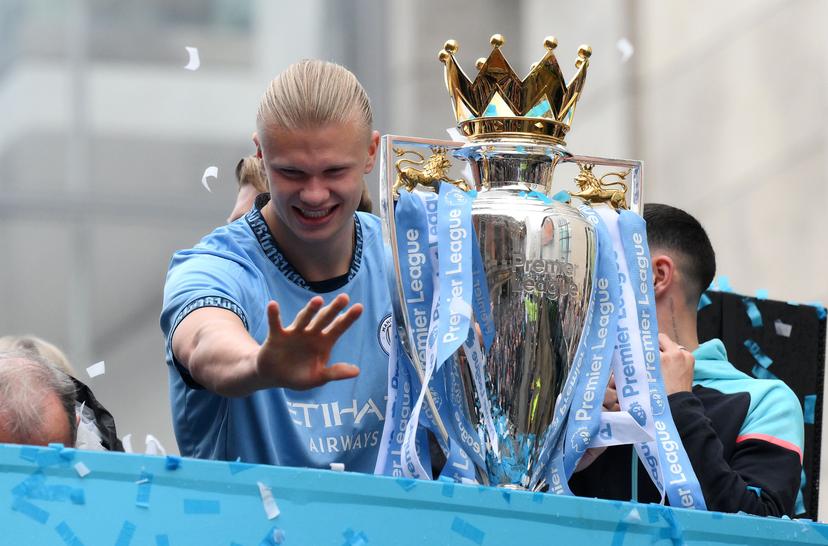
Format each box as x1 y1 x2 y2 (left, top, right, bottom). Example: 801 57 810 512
561 155 643 214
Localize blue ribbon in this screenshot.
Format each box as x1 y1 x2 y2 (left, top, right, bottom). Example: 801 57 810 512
618 210 706 510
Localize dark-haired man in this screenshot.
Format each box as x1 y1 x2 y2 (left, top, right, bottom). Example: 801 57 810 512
570 203 804 516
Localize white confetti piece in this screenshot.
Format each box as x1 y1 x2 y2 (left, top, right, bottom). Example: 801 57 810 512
122 433 133 453
74 462 91 478
201 166 218 193
774 319 793 338
257 481 280 520
329 462 345 472
616 37 634 63
85 361 105 378
184 46 200 71
145 434 167 456
623 507 642 523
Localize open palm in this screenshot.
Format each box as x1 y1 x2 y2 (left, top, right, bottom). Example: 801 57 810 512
255 293 363 390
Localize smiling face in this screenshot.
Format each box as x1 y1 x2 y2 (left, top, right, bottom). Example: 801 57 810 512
256 117 379 259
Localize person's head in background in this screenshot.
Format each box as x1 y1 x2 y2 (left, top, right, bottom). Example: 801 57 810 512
0 335 74 376
251 60 380 265
0 352 77 446
643 203 717 351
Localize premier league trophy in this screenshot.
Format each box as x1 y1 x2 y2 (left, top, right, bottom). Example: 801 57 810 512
376 34 647 492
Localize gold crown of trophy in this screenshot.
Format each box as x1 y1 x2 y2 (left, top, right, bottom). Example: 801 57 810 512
381 34 642 489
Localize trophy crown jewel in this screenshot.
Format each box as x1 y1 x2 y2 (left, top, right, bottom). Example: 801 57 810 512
438 34 592 143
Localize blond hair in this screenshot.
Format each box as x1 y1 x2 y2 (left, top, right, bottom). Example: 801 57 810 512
257 59 372 131
0 335 75 375
235 155 268 194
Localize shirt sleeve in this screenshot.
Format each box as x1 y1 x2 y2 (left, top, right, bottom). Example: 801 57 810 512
160 249 261 388
669 390 803 516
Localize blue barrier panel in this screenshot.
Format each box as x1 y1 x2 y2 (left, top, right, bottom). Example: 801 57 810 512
3 443 828 545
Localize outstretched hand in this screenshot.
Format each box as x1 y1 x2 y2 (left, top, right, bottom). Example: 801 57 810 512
255 293 363 390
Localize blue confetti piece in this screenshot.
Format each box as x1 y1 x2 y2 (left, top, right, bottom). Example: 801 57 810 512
551 190 570 202
165 456 181 471
755 289 769 299
155 535 170 546
807 302 827 320
35 449 65 468
229 458 254 475
438 476 455 498
518 191 528 199
183 499 221 514
742 298 763 328
610 521 629 546
395 478 416 492
501 490 511 504
515 145 526 153
744 339 773 368
527 190 552 204
532 492 544 504
752 363 779 380
135 471 152 508
11 496 49 524
55 521 84 546
804 395 817 425
717 275 732 292
467 189 478 198
698 293 712 310
450 517 485 545
115 521 136 546
20 446 39 462
660 508 683 542
12 471 46 497
342 528 369 546
747 485 762 498
70 489 85 505
711 511 724 520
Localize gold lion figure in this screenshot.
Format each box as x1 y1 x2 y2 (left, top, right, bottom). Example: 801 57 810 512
570 163 631 210
392 147 470 197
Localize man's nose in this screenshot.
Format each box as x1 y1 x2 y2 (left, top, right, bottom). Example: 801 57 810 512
299 178 330 205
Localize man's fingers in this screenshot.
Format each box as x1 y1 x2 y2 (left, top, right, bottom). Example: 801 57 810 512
292 296 324 330
266 301 283 334
307 294 350 333
322 303 364 339
321 363 361 383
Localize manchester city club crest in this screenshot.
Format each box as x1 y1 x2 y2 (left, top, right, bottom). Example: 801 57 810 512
378 313 393 355
628 402 647 427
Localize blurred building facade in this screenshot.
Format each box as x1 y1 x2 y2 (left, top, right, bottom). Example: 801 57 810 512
0 0 825 511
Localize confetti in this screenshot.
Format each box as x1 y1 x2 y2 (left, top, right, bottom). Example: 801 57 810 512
165 455 182 471
74 462 90 478
85 361 105 378
804 395 817 425
122 434 133 454
145 434 167 456
744 339 773 368
55 521 83 545
616 37 634 63
698 293 713 310
115 521 136 546
774 319 793 338
257 482 280 520
329 462 345 472
183 499 221 514
755 289 769 299
742 298 763 328
201 166 218 193
11 496 49 524
135 471 152 509
184 46 200 71
623 507 642 523
450 517 485 545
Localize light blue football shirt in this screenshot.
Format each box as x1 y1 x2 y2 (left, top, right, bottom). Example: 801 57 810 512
161 196 394 472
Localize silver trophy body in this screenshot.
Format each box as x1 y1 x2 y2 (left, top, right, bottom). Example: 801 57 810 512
380 34 642 489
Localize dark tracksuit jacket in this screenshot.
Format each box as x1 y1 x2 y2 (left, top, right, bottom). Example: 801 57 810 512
569 339 804 516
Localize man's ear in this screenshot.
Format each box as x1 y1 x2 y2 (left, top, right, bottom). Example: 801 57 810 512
252 132 262 159
651 254 675 299
364 130 380 174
